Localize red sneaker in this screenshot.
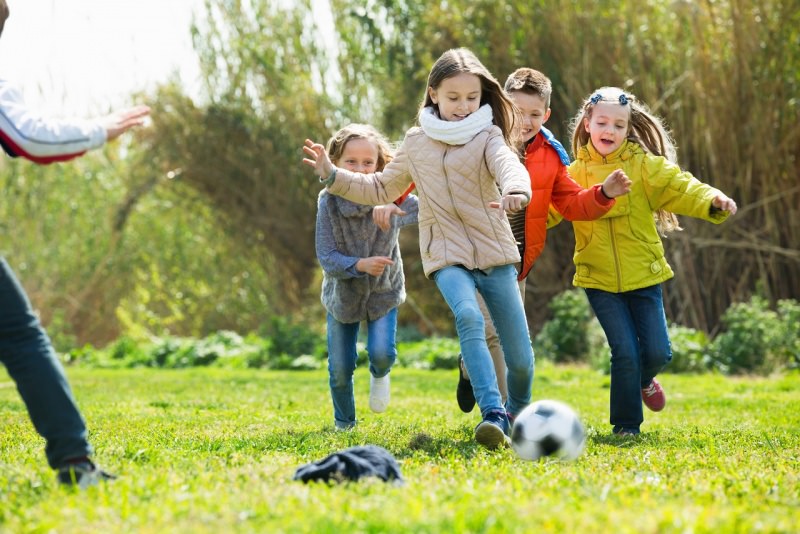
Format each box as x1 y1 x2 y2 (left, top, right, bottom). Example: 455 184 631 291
641 378 666 412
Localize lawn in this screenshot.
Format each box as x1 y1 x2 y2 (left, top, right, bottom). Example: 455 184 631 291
1 363 798 533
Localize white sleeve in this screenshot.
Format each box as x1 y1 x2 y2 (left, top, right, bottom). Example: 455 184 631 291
0 79 106 163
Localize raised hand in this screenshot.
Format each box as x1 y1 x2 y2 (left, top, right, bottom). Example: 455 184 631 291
302 139 335 179
102 105 151 141
372 204 407 231
712 193 738 215
356 256 395 277
600 169 632 198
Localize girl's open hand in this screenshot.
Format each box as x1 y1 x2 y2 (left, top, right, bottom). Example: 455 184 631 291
601 169 632 198
372 204 407 232
302 139 334 179
712 193 737 215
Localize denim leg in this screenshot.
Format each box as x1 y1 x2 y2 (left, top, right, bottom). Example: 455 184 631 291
0 258 91 468
628 285 672 385
585 288 642 431
366 307 398 379
433 266 504 417
476 265 534 417
474 291 507 403
326 313 360 428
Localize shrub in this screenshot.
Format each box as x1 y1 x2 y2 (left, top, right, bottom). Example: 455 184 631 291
664 325 712 374
709 295 787 375
534 289 609 367
398 337 461 370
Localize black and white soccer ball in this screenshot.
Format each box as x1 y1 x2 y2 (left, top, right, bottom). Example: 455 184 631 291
511 400 586 461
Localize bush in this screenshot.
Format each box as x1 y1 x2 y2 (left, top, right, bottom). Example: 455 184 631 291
398 337 461 370
534 289 608 368
709 295 788 375
664 325 712 374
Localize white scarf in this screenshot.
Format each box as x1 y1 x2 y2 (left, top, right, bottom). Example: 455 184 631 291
419 104 494 145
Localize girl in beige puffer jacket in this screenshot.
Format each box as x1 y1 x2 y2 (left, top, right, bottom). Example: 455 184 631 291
304 48 534 450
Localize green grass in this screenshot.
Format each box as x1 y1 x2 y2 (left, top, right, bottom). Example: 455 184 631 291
1 363 798 533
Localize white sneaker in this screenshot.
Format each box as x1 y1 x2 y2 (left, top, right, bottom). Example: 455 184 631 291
369 374 390 413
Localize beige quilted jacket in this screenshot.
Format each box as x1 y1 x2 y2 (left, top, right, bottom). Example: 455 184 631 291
326 124 532 278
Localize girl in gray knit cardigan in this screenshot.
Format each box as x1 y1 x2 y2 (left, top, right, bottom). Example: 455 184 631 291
315 124 418 430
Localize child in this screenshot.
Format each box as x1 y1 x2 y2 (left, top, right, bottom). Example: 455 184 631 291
0 0 150 487
567 86 737 436
454 68 632 414
316 124 418 430
304 48 533 450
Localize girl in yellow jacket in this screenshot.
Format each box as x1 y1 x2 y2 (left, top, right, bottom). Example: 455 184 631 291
567 86 737 436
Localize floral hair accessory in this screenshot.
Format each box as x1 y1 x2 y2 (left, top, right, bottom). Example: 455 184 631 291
590 93 603 105
619 94 629 105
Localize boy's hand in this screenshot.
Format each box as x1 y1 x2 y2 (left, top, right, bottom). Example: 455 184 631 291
103 105 151 141
302 139 334 179
372 204 407 232
356 256 394 277
600 169 632 198
489 193 528 215
712 193 737 215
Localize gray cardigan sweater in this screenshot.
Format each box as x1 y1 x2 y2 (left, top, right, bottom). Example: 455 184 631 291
315 191 419 323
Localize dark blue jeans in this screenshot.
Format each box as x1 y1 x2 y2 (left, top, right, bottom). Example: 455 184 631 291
585 285 672 433
0 258 91 468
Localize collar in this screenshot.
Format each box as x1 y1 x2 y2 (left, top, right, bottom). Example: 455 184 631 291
419 104 494 145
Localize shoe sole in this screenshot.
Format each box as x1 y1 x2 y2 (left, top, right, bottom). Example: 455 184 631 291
474 422 510 450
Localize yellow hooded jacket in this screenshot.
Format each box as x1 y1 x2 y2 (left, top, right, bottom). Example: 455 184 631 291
567 139 730 293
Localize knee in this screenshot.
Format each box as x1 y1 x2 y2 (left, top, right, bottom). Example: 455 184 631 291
328 363 353 389
454 305 483 333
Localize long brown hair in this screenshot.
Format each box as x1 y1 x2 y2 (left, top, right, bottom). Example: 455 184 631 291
570 87 682 234
420 48 519 147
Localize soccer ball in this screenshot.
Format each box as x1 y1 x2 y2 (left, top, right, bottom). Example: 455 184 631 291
511 400 586 461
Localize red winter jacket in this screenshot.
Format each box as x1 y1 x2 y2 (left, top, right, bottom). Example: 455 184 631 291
518 131 614 280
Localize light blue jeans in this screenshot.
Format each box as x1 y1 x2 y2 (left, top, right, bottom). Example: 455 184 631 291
327 308 398 429
585 285 672 433
0 258 91 468
432 264 533 418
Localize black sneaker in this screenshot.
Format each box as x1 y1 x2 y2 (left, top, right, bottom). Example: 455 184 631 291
456 354 476 413
474 410 511 450
57 461 116 489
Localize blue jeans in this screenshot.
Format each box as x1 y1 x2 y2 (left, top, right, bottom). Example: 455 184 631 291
327 308 398 429
0 258 91 468
433 264 533 418
585 285 672 432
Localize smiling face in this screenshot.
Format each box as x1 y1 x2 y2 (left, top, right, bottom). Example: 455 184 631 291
583 101 630 156
428 72 482 122
509 91 551 144
335 137 379 174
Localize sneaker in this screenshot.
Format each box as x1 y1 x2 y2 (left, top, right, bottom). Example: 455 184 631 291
641 378 666 412
456 354 476 413
56 461 116 489
613 428 640 438
369 373 390 413
474 411 511 450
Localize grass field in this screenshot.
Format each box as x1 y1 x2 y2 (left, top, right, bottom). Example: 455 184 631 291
1 363 798 533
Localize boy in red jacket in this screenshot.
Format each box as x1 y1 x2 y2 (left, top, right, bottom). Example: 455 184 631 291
456 68 631 413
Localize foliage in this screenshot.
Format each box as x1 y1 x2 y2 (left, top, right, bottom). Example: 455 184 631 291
1 366 798 532
709 295 799 375
396 337 461 370
534 289 608 368
663 324 712 374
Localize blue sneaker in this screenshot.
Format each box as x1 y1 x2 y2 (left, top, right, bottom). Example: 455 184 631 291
474 411 510 450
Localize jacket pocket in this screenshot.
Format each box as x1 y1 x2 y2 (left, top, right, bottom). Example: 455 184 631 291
419 219 436 260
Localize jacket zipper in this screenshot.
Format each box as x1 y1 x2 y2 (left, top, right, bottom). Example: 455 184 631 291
441 148 477 265
609 217 622 292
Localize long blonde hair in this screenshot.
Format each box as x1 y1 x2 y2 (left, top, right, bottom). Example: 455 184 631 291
420 48 519 148
570 87 682 234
